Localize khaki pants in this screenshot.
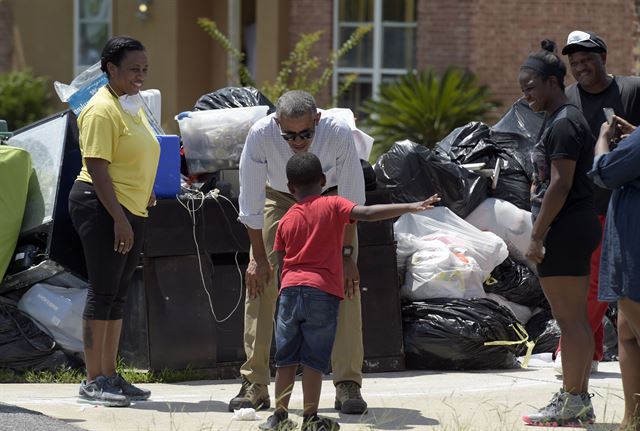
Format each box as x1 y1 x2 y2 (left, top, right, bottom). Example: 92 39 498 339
240 187 363 386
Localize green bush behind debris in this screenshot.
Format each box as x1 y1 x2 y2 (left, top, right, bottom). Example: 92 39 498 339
362 68 500 163
0 69 52 131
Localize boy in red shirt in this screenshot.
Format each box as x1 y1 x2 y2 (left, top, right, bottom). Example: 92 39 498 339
260 152 439 431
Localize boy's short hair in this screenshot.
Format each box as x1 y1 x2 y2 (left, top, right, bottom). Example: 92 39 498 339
286 152 323 187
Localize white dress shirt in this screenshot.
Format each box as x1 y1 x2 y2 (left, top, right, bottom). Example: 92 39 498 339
239 111 366 229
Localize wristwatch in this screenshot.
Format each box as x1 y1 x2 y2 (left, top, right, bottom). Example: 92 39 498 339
342 245 354 257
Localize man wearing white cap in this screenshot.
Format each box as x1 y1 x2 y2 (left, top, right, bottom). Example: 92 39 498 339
555 30 640 376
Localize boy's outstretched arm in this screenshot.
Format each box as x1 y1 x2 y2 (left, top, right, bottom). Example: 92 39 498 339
350 194 440 222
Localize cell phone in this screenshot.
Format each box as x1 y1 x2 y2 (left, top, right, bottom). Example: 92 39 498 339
603 107 615 125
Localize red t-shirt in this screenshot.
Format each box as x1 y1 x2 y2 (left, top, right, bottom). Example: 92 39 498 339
274 195 357 299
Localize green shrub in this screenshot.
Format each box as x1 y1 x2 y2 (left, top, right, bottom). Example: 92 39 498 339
361 68 500 163
0 69 52 131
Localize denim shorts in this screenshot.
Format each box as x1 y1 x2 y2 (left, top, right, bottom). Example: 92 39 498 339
275 286 340 373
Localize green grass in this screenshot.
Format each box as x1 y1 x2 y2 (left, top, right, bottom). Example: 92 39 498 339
0 357 211 384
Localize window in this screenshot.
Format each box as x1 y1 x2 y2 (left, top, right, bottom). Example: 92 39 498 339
74 0 112 75
333 0 416 115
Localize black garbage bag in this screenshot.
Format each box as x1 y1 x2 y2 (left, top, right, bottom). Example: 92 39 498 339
490 98 544 189
360 159 377 191
492 98 545 153
435 122 492 155
436 121 534 211
402 298 531 370
484 257 547 308
0 299 68 372
193 86 276 113
374 140 490 218
525 308 560 354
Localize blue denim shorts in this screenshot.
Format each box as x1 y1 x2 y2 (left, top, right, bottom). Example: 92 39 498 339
275 286 340 373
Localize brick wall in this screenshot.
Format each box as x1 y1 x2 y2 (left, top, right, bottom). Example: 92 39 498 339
289 0 638 117
288 0 333 106
417 0 472 73
0 0 12 72
633 0 640 73
417 0 638 120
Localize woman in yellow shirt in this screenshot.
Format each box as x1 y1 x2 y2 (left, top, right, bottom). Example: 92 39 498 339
68 36 159 407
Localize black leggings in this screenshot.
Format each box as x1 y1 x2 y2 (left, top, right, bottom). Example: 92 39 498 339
68 181 145 320
537 209 601 277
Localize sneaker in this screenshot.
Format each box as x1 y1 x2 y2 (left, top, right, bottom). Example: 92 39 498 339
581 392 596 423
258 410 296 430
108 373 151 400
522 389 596 426
334 381 367 414
228 379 270 412
78 376 130 407
553 352 599 376
302 413 340 431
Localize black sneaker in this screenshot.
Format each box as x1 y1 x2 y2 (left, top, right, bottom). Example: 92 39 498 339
108 373 151 401
258 410 296 430
78 376 130 407
302 413 340 431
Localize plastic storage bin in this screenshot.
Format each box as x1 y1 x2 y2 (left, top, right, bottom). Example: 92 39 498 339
176 105 269 174
153 135 181 198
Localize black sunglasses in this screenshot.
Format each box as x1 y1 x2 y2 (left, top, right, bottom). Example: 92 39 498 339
280 128 315 142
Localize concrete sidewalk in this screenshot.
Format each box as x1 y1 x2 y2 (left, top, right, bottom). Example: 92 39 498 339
0 359 624 431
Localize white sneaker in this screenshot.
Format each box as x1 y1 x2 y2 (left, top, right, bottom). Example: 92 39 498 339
553 352 599 375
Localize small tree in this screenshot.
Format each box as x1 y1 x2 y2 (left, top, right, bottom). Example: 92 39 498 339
361 68 500 163
197 18 371 103
0 69 52 130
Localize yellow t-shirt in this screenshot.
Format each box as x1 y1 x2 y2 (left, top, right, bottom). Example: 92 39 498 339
77 86 160 217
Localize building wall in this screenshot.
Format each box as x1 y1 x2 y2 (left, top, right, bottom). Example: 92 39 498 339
6 0 640 131
12 0 74 85
287 0 333 106
417 0 471 72
468 0 638 116
289 0 640 119
255 0 290 87
0 0 13 73
414 0 639 120
7 0 231 134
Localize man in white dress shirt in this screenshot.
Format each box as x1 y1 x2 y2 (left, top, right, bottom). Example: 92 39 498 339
230 90 368 415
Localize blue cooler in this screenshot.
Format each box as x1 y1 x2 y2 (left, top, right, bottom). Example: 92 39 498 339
154 135 181 198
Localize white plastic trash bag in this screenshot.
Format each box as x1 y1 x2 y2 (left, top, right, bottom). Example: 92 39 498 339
395 207 508 300
403 239 486 299
465 198 534 269
395 207 509 275
17 283 87 353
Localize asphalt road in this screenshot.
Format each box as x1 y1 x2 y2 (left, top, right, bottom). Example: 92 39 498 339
0 402 82 431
